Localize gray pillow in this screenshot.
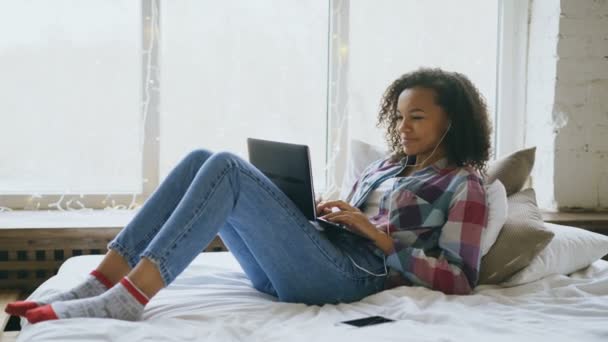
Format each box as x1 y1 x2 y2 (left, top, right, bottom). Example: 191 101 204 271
478 188 554 285
486 147 536 196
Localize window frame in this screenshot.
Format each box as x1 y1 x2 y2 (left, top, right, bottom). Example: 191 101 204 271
494 0 530 158
324 0 531 201
1 0 529 210
0 0 160 211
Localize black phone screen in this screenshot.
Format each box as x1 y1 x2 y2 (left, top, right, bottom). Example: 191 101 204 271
339 315 395 327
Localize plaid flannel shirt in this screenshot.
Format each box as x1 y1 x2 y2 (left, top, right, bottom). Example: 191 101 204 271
346 155 488 295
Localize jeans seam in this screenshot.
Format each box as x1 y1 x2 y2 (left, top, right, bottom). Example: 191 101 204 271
158 161 233 265
107 241 138 268
133 223 164 252
111 224 164 267
140 250 172 286
130 186 190 254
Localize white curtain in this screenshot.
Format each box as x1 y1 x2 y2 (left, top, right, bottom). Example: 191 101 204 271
0 0 499 211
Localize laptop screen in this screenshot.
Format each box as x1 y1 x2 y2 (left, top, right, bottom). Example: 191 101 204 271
246 138 318 221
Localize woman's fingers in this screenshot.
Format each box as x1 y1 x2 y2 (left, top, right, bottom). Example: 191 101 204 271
320 212 372 236
317 200 359 213
316 204 331 214
321 211 350 221
320 210 358 220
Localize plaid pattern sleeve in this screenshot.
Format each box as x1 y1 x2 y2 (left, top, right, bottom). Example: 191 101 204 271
384 173 488 295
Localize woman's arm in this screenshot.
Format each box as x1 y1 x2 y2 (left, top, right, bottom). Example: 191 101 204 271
371 230 395 254
382 175 488 295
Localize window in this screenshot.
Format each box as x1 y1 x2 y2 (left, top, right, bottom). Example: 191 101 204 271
342 0 499 148
159 1 330 190
1 0 521 211
324 0 503 199
0 0 147 211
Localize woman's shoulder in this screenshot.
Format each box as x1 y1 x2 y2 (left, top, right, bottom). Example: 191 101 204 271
446 164 485 182
441 165 486 196
361 154 402 175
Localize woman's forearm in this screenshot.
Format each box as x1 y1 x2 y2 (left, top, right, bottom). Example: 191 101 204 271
372 230 395 255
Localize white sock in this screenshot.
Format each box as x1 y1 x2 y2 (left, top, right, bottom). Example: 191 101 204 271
33 270 112 305
25 277 150 324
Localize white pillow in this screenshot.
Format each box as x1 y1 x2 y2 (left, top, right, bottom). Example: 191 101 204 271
480 180 508 256
338 139 389 200
501 222 608 286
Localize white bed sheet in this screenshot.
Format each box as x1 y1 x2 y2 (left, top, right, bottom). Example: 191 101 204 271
17 252 608 342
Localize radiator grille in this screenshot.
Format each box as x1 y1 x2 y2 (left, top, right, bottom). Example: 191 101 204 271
0 228 227 293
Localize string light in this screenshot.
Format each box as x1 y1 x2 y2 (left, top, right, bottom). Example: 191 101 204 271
12 1 354 212
48 194 66 211
319 0 353 202
15 0 158 212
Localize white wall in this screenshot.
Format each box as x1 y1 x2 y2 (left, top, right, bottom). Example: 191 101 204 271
526 0 608 210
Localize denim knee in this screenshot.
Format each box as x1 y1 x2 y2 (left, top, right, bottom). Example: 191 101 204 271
185 148 214 164
210 150 240 165
252 279 278 298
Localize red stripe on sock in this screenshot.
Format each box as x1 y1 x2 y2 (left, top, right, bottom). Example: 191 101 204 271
120 277 149 305
90 270 114 289
25 304 58 324
4 301 40 317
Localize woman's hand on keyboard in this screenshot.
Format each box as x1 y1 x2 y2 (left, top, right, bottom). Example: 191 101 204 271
317 209 381 242
316 200 361 214
315 197 328 215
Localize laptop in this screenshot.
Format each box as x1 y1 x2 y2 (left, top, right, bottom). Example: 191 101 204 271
246 137 371 240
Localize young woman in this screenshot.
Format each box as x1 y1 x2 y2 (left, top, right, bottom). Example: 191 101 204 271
5 67 491 324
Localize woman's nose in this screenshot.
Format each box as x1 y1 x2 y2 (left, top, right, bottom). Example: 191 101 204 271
398 118 412 132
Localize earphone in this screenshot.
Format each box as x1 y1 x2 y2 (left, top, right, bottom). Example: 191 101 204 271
346 119 452 277
348 254 388 277
404 119 451 168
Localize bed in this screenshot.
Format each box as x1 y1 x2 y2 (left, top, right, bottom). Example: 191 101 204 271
16 249 608 341
13 143 608 341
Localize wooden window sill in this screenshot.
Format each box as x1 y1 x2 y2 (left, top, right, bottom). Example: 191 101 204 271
0 209 137 230
540 210 608 235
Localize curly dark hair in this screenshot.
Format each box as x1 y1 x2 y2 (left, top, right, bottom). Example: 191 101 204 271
376 67 492 173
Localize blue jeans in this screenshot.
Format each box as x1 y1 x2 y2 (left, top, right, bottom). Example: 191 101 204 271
107 149 387 305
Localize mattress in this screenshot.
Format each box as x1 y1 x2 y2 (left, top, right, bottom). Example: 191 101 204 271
17 251 608 342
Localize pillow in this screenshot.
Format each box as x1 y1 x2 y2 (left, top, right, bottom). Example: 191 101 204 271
501 222 608 286
478 188 555 285
486 147 536 196
480 179 508 256
338 139 389 200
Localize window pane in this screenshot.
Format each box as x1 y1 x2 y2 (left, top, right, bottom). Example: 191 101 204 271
348 0 498 145
160 1 329 190
0 1 142 195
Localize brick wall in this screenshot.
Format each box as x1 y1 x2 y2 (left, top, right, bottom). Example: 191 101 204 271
526 0 608 210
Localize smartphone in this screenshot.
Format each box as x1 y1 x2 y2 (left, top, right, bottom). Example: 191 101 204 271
339 315 395 327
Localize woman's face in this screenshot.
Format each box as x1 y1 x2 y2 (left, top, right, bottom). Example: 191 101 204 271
396 87 450 160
